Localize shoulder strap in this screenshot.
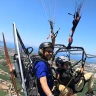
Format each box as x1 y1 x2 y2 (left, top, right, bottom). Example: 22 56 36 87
50 67 58 79
33 58 58 79
33 58 47 66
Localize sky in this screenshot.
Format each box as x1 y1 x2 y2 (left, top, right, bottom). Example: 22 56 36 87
0 0 96 55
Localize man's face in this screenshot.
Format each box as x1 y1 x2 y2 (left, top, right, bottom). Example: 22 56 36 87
43 47 53 60
63 62 70 70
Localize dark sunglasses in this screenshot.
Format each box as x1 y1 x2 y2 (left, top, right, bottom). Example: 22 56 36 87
44 50 53 53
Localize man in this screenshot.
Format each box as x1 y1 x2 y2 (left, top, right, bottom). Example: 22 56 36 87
34 34 55 96
55 55 94 96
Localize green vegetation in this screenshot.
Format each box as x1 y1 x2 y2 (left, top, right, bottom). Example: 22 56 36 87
0 64 9 73
0 74 10 81
19 91 25 96
0 90 8 96
15 78 22 90
0 55 5 59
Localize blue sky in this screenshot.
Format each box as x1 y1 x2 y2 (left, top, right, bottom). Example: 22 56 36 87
0 0 96 55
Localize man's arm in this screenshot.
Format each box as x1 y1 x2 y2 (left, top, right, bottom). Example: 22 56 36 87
35 62 54 96
40 76 53 96
74 67 84 83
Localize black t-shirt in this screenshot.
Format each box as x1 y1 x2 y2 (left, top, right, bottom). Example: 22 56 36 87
56 68 83 89
56 68 74 87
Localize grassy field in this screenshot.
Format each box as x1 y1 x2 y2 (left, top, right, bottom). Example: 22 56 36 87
0 54 24 96
0 64 9 73
0 90 7 96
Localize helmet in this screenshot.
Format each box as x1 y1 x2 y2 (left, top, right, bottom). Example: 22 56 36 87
38 42 54 56
55 56 69 67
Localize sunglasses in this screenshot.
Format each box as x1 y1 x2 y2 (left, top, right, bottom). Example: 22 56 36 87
44 50 53 53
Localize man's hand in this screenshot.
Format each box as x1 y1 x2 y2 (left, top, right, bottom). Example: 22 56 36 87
80 67 84 73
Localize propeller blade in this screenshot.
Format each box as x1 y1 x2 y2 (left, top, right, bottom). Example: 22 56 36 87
2 32 19 96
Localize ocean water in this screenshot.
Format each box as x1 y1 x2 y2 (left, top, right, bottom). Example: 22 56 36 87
54 51 96 63
0 42 15 48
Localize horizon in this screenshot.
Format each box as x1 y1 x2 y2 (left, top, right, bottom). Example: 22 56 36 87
0 42 96 63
